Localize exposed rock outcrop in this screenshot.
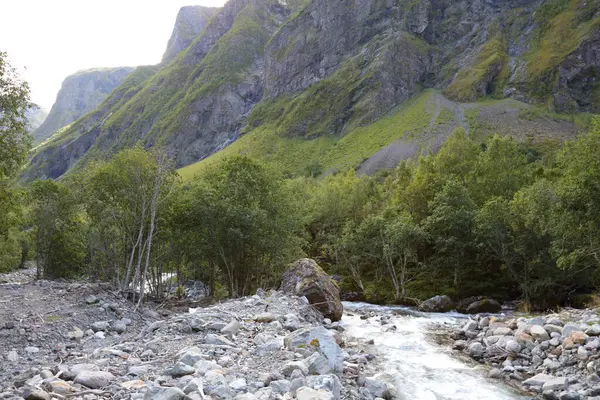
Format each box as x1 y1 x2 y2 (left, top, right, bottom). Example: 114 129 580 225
281 259 343 322
418 295 454 313
31 67 134 143
161 6 220 64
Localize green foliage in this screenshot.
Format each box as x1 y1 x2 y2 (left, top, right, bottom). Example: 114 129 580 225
444 35 508 101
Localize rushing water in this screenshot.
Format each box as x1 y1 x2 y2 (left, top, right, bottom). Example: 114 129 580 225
342 302 527 400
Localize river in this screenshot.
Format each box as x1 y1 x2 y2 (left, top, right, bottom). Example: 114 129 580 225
342 302 529 400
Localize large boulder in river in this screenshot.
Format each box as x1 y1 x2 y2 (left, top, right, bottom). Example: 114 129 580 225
418 295 454 312
280 259 343 321
457 296 501 314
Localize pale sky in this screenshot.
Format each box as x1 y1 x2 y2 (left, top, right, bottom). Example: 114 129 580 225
1 0 227 110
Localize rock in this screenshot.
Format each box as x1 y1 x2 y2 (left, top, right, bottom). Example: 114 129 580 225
296 387 334 400
67 328 84 340
468 342 484 358
524 374 555 387
571 331 587 344
364 377 388 397
165 363 195 377
204 333 235 346
578 346 589 360
488 368 503 379
307 353 331 375
183 378 204 395
586 325 600 336
505 340 522 354
479 316 490 328
85 295 99 304
91 321 110 332
270 379 291 393
47 379 73 395
562 323 581 337
24 346 39 354
530 325 550 342
543 377 567 391
144 387 187 400
112 321 127 334
6 350 18 361
23 389 51 400
74 370 116 389
305 374 342 400
205 370 227 386
221 320 241 336
128 365 149 376
544 324 563 335
255 313 276 323
280 258 343 321
190 317 205 332
230 378 248 391
121 380 145 389
285 327 344 372
462 319 478 332
418 295 454 313
465 298 502 314
282 361 309 377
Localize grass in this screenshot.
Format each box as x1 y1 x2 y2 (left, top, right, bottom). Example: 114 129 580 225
178 90 436 180
524 0 600 100
444 35 508 102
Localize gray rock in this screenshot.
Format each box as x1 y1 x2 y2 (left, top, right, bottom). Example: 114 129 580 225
183 377 205 395
6 350 18 361
165 363 195 377
586 325 600 336
488 368 503 379
296 387 333 400
544 324 563 335
144 387 187 400
85 295 99 304
468 342 484 358
255 313 276 323
221 320 241 336
112 321 127 334
74 370 116 389
282 361 309 377
190 318 206 332
530 325 550 342
305 374 342 400
285 327 344 372
91 321 110 332
205 334 235 346
524 373 555 387
307 352 331 375
418 295 454 313
24 346 39 354
563 324 581 337
543 377 567 391
230 378 247 391
270 379 291 393
505 340 522 354
180 350 204 366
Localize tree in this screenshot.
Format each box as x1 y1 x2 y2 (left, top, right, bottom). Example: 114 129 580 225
0 51 31 180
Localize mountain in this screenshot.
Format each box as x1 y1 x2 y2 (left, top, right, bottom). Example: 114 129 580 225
25 106 48 132
162 6 220 64
31 67 134 144
23 0 600 181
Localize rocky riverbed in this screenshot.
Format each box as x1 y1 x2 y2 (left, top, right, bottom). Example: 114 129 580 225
0 267 385 400
451 308 600 399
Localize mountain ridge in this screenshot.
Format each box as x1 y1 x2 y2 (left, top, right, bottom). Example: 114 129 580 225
23 0 600 181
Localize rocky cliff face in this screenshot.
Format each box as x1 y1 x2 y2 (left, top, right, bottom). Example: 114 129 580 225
162 6 220 64
24 0 600 181
32 67 134 143
24 106 48 132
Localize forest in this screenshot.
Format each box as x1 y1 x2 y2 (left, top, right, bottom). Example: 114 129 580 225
2 52 600 311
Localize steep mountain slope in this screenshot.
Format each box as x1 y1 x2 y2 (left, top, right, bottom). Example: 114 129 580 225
32 67 134 143
162 6 220 64
24 0 600 181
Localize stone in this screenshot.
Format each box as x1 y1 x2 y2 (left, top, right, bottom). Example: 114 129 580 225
221 320 241 336
494 327 512 336
121 380 145 389
524 374 555 387
183 377 204 395
179 350 204 366
465 298 502 314
74 370 116 389
85 295 99 304
128 365 149 376
307 353 331 375
285 327 344 372
364 377 388 397
24 346 39 354
296 387 334 400
190 318 205 332
462 319 478 332
255 313 276 323
165 363 195 377
230 378 248 391
112 321 127 334
305 374 342 400
68 328 84 340
530 325 550 342
205 370 227 386
91 321 110 332
6 350 18 361
563 324 581 337
571 331 587 344
488 368 503 379
544 324 563 335
282 361 309 377
143 387 187 400
418 295 454 313
586 325 600 336
578 346 589 360
543 377 567 391
280 259 343 321
505 340 522 354
205 333 235 346
468 342 484 358
270 379 291 393
47 379 73 395
23 389 51 400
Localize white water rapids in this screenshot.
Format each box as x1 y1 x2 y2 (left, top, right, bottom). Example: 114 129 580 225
342 302 528 400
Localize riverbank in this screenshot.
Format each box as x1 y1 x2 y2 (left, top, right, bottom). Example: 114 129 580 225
450 308 600 399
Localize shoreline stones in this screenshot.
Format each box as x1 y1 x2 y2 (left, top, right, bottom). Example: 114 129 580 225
451 308 600 398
